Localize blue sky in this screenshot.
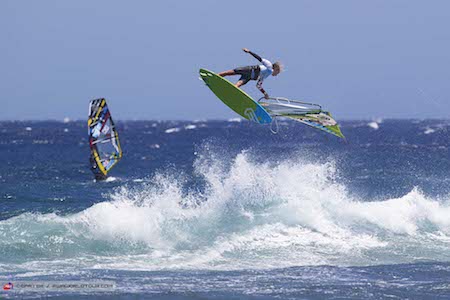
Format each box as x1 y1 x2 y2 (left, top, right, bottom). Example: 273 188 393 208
1 0 449 120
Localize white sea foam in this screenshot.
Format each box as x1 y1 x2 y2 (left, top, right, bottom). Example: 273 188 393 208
103 177 117 182
165 127 181 134
32 140 49 144
185 124 197 130
424 127 436 135
1 152 449 273
228 118 242 122
367 122 379 130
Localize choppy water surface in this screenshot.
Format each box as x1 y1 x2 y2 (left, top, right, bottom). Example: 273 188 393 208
0 120 449 299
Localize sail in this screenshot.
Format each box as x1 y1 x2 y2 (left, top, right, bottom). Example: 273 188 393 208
260 97 345 139
88 98 122 180
282 111 345 138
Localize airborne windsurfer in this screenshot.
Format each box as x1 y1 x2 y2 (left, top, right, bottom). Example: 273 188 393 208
218 48 282 99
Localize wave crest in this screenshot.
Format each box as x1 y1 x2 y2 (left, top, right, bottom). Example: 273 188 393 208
1 151 449 271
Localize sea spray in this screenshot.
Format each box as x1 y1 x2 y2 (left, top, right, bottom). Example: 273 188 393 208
0 150 449 273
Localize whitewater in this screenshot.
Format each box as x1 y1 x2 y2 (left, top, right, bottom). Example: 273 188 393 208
0 120 449 298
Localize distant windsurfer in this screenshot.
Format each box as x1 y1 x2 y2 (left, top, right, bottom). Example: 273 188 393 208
219 48 282 99
88 98 122 182
89 155 107 181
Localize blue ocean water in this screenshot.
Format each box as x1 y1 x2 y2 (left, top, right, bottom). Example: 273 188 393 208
0 119 449 299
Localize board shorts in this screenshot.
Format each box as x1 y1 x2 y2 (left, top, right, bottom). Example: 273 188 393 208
233 65 261 84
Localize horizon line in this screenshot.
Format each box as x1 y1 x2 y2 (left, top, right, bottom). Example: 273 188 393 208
0 117 449 123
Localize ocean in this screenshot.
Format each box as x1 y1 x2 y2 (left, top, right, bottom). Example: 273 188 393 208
0 119 449 299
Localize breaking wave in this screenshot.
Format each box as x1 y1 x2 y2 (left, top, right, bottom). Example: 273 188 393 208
1 150 449 274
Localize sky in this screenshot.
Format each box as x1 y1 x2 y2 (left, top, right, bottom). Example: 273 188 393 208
1 0 449 120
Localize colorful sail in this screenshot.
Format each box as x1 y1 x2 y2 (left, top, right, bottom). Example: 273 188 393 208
282 111 345 138
260 97 345 138
88 98 122 180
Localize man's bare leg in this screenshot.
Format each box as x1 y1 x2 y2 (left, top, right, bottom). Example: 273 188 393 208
218 70 235 77
235 80 246 88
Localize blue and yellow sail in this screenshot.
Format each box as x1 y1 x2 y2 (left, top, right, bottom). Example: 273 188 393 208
88 98 122 180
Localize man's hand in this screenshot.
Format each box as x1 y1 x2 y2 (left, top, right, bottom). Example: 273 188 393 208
242 48 250 53
264 93 270 99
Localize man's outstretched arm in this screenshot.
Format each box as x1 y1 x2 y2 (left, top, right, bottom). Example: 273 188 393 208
243 48 262 62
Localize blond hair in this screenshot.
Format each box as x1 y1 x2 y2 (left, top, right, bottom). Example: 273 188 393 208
273 61 284 72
